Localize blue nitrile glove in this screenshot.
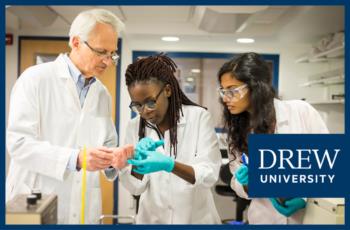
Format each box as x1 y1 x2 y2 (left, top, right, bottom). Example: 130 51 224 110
127 150 175 174
135 137 164 160
269 198 306 217
235 165 248 185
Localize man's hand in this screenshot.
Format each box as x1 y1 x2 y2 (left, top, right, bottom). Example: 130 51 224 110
111 144 134 170
77 146 113 171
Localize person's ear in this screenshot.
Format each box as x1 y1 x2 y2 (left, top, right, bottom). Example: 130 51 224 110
164 84 172 97
71 36 81 49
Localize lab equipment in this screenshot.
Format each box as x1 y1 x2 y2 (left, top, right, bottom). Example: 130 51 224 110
269 198 306 217
242 153 248 165
99 214 136 224
128 150 175 174
6 193 57 224
303 198 344 224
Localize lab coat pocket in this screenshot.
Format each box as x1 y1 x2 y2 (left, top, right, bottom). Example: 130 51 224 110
171 175 194 203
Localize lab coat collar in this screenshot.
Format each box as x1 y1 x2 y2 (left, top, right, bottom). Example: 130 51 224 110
274 98 289 128
53 54 84 110
178 105 187 125
54 54 73 79
62 53 97 86
62 53 81 81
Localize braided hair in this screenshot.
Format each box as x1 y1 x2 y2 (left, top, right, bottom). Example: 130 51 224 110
125 53 200 157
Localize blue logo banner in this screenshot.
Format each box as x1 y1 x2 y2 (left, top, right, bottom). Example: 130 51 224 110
249 134 346 197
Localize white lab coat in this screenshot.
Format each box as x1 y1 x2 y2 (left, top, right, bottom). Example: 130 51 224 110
119 105 222 224
229 99 329 224
6 54 117 224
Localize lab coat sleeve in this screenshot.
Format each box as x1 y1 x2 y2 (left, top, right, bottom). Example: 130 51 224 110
191 110 222 188
118 119 150 195
103 117 118 147
102 167 119 181
299 101 329 133
101 95 119 181
118 166 150 195
6 72 74 181
228 153 250 200
102 94 118 148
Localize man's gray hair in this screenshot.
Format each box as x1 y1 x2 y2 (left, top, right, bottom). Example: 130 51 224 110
68 8 124 48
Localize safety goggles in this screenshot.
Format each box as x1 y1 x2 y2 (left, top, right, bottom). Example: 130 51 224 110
218 84 248 102
129 86 165 113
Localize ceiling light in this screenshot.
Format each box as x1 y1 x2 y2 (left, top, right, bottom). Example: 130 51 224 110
161 36 180 42
191 69 201 73
236 38 255 44
186 77 194 82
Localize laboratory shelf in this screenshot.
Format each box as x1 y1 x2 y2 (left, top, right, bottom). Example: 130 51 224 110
308 99 344 105
295 43 344 63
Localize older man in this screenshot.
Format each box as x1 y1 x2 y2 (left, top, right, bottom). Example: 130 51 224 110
6 9 123 224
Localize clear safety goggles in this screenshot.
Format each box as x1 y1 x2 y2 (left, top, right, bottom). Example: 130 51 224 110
218 84 248 102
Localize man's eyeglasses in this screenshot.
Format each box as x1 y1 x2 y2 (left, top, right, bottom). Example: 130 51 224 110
218 84 248 102
129 86 165 113
84 41 119 64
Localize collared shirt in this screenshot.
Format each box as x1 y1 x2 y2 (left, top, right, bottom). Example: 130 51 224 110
62 54 96 171
62 54 96 107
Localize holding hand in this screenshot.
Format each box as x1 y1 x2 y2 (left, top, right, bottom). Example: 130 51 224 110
77 146 113 171
269 198 306 217
128 150 174 174
135 137 164 160
110 144 134 170
235 164 248 185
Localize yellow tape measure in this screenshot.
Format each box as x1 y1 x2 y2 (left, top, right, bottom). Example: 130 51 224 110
80 146 87 224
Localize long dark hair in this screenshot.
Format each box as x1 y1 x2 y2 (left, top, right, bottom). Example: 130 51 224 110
218 52 276 158
125 53 199 157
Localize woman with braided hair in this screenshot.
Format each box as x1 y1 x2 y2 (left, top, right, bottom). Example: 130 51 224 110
118 53 221 224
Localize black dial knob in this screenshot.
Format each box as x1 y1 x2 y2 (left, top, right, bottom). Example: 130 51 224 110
27 194 37 206
32 189 42 200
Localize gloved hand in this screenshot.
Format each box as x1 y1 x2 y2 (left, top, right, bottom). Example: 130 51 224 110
235 164 248 185
127 150 174 174
135 137 164 160
269 198 306 217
